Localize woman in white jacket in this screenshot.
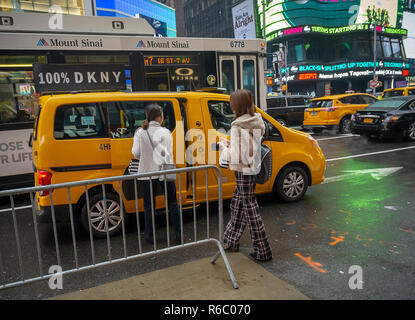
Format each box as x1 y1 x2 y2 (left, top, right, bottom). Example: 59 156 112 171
218 90 272 261
131 104 181 244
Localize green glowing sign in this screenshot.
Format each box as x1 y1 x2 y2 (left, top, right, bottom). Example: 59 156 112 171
257 0 405 40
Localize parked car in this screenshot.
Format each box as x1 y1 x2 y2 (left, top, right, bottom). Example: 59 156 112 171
33 91 326 237
350 96 415 140
382 86 415 98
303 93 378 134
266 95 311 127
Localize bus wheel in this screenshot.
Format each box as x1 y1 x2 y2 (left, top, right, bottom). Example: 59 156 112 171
275 166 308 202
339 115 352 134
81 192 124 238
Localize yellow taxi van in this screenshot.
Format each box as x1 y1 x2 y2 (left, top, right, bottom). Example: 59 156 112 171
303 93 377 134
382 86 415 98
33 91 326 237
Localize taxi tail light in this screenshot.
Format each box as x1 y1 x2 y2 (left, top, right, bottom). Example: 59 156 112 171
324 107 338 112
38 170 52 196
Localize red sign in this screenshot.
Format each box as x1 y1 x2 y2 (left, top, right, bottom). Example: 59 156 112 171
299 73 318 80
370 80 379 88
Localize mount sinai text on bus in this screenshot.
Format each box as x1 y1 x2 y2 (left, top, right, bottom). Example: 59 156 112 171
37 38 190 49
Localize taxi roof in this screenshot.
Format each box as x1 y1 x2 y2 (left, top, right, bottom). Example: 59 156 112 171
39 90 230 104
311 93 374 101
384 86 415 91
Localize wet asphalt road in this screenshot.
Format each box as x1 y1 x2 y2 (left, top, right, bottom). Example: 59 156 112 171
0 129 414 300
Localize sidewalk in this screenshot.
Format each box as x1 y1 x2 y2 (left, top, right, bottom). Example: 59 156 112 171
51 252 309 300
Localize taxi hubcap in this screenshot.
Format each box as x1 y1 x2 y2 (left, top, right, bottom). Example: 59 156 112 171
342 119 351 133
90 200 121 232
283 171 305 198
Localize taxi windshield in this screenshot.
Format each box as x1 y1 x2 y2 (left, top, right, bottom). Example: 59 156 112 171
383 90 404 98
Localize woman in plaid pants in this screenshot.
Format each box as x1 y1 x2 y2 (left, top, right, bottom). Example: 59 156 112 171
218 89 272 262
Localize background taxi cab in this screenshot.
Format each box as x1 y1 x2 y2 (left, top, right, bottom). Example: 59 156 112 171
382 86 415 98
303 93 378 134
33 91 326 237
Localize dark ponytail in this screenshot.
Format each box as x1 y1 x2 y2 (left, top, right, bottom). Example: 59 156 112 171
142 104 163 130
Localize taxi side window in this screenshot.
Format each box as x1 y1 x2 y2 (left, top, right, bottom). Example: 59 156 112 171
54 103 106 140
208 101 234 132
407 89 415 95
264 119 282 141
360 95 377 104
339 96 359 104
106 101 176 139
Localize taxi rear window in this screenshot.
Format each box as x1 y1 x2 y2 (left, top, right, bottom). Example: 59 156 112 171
384 90 404 98
54 103 106 140
311 100 332 108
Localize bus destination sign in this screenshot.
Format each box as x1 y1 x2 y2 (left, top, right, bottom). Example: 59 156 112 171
144 55 197 67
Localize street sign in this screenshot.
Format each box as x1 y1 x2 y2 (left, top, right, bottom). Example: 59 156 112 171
370 80 379 88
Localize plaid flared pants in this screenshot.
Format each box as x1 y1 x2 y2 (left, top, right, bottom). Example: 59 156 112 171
223 172 272 261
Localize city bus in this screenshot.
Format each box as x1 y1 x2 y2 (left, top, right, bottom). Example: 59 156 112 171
0 12 267 190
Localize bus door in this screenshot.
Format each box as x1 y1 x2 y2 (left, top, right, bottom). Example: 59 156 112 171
219 56 237 95
240 55 258 104
219 55 259 106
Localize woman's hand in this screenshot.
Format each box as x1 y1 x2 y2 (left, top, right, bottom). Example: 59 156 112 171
218 138 230 151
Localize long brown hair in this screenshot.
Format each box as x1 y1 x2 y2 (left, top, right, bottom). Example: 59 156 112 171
142 104 163 130
230 89 255 119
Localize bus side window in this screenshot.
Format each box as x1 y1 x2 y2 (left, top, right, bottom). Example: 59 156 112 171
221 60 235 95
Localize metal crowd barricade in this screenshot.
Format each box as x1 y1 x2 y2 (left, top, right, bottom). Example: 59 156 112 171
0 165 238 292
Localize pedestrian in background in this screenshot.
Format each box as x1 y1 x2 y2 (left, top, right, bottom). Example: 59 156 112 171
218 89 272 261
131 104 181 244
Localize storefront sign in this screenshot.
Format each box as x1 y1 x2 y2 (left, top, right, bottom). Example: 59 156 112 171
33 64 126 93
232 0 257 39
280 61 410 75
286 69 406 82
258 0 404 40
268 24 408 41
0 129 33 177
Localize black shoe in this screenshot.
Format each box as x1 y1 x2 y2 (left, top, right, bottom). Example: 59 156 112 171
145 235 154 245
249 252 272 262
174 232 182 244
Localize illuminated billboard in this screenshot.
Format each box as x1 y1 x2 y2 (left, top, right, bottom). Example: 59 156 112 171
258 0 404 40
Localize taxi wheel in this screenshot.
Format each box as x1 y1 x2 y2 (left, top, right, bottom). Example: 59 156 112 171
339 116 352 134
312 128 323 134
80 192 124 238
275 166 308 202
405 122 415 141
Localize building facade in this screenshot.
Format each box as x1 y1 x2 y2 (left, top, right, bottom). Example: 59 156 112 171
0 0 86 15
95 0 176 37
0 0 176 37
261 0 410 97
181 0 240 38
